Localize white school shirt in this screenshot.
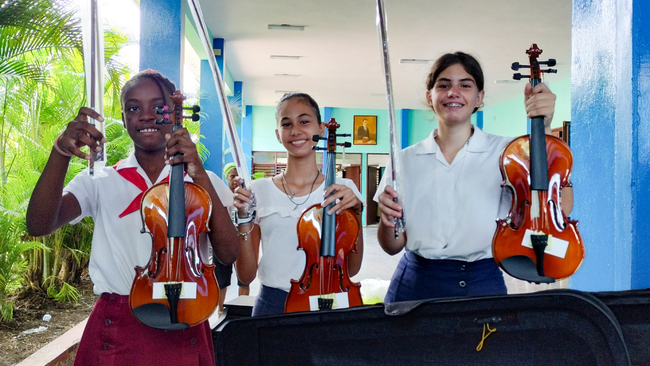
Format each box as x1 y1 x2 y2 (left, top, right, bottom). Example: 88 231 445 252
252 177 364 292
64 153 233 295
374 126 512 262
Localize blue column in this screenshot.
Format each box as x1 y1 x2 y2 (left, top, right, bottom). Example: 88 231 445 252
400 109 410 148
139 0 183 86
243 105 253 176
223 81 243 167
571 0 650 291
200 60 223 175
476 110 483 130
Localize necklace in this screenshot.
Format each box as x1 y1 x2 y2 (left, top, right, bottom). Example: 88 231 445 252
280 171 320 210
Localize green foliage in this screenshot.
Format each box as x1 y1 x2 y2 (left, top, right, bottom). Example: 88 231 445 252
252 172 266 180
0 0 134 321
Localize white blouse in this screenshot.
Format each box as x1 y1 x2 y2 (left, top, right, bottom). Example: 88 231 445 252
375 126 513 262
252 177 364 291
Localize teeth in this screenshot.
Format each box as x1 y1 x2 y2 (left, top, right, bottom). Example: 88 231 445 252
140 128 157 132
445 103 463 107
292 140 307 145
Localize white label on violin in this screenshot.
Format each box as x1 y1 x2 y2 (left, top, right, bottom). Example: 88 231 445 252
152 282 198 300
521 229 569 259
308 292 350 311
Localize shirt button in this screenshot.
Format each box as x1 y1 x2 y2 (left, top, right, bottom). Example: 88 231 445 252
460 265 466 271
190 338 197 345
459 281 467 288
104 318 111 326
101 343 110 350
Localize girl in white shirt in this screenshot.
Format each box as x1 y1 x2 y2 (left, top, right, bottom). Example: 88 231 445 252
233 93 364 316
375 52 571 302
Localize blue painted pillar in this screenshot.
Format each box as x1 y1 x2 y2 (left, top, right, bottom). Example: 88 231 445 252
476 110 483 130
400 109 410 148
571 0 650 291
242 105 253 175
139 0 183 86
200 60 223 175
321 107 332 172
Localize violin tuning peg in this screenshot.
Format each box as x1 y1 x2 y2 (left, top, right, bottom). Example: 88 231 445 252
191 113 200 121
343 142 351 148
511 62 520 71
192 105 201 113
543 69 558 74
546 59 557 67
312 135 321 142
513 73 523 80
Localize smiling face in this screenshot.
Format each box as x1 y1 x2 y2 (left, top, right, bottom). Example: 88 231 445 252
275 97 324 158
426 63 484 126
121 77 173 154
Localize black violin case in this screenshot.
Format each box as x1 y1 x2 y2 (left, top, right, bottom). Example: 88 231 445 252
212 289 630 366
593 289 650 366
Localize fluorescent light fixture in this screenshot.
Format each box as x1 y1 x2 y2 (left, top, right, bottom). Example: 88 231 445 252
268 24 305 31
275 90 298 94
400 59 432 64
270 55 301 60
273 73 301 77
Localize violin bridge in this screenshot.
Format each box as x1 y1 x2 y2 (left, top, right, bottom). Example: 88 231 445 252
308 292 350 311
521 229 569 259
152 282 197 300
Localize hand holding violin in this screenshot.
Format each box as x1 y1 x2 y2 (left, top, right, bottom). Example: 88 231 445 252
165 128 206 180
524 82 556 131
322 184 363 216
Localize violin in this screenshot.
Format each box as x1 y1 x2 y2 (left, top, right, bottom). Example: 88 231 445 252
285 118 363 313
491 44 585 283
129 91 218 330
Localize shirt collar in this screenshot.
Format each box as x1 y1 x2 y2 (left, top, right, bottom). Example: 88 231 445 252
114 153 171 186
415 125 491 155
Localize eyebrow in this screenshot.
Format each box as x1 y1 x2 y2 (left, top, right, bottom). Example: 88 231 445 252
124 97 165 104
436 77 476 84
281 113 312 121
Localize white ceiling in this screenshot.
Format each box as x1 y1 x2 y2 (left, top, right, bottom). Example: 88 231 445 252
198 0 571 111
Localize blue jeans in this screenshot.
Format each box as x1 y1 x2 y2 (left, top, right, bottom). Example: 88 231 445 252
385 252 507 303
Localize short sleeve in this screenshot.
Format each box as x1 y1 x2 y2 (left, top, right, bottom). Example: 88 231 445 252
62 171 95 224
373 162 392 203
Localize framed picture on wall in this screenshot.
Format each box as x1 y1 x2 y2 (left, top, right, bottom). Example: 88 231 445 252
353 115 377 145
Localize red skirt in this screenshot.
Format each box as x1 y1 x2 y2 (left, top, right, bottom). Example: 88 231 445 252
74 293 215 366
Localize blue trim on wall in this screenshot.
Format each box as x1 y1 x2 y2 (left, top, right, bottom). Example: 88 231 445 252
476 111 483 130
400 109 409 148
199 60 223 176
139 0 183 85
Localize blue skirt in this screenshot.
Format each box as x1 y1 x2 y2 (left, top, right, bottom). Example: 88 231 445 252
252 285 288 317
384 252 507 303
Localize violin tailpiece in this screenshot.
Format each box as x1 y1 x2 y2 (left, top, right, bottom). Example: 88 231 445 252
530 234 548 277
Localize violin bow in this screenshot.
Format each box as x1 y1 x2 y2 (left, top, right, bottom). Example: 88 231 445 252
81 0 105 177
187 0 256 214
376 0 406 237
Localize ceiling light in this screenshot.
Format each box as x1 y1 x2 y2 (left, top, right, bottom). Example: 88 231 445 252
400 59 432 64
270 55 301 60
275 90 299 94
274 74 301 77
268 24 305 31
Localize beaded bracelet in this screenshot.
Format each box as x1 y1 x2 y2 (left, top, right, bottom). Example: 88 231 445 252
53 135 73 158
237 223 255 241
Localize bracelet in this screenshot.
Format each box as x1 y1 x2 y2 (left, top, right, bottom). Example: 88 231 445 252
53 135 73 158
235 210 256 226
237 223 254 241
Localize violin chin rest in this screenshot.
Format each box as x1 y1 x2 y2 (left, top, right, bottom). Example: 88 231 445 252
501 255 556 284
132 303 190 331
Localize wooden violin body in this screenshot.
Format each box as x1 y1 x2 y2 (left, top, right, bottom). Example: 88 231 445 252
492 135 584 280
129 90 216 330
130 182 217 328
285 118 362 313
285 204 362 313
492 44 585 283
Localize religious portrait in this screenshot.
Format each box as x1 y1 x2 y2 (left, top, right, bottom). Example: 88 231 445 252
353 115 377 145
